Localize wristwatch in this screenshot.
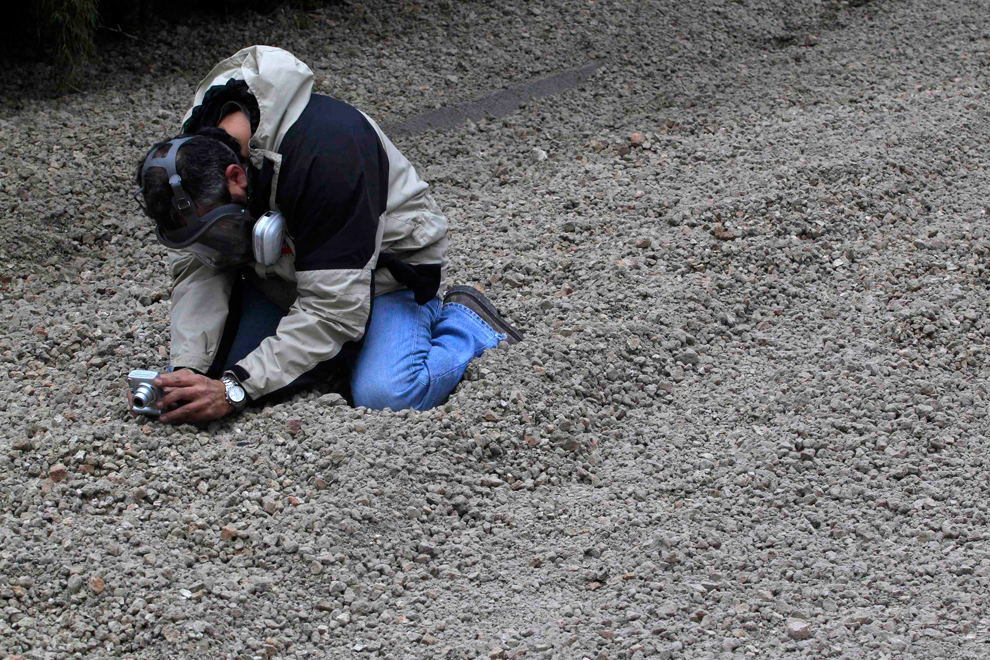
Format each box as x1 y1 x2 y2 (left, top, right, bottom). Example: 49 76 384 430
220 372 248 412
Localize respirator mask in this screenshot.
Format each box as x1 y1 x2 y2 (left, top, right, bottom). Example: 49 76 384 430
134 135 284 269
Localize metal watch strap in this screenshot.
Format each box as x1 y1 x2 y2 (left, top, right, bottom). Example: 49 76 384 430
221 373 247 411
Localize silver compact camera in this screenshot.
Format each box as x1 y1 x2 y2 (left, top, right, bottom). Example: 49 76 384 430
128 369 163 416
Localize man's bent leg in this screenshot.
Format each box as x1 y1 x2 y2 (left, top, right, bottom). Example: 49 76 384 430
351 289 503 411
214 277 352 401
207 277 286 378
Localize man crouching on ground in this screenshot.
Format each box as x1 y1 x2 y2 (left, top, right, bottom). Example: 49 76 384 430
131 46 522 423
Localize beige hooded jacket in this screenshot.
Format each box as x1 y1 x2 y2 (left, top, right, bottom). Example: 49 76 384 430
168 46 448 400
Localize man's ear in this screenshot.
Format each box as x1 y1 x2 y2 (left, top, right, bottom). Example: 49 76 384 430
225 164 247 189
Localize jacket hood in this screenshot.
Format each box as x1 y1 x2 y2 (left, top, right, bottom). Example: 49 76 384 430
182 46 314 167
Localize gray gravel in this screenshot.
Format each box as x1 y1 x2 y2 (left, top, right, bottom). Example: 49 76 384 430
3 0 990 658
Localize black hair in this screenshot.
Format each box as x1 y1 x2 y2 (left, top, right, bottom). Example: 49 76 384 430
182 78 261 136
135 131 242 232
193 126 245 159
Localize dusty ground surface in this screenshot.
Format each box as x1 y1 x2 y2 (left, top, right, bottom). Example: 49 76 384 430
2 0 990 658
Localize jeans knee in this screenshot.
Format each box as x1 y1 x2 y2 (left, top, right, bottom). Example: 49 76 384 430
351 378 424 411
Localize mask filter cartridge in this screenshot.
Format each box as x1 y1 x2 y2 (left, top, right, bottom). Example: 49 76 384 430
253 212 285 266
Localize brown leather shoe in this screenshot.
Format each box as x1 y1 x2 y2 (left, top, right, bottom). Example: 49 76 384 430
443 286 524 345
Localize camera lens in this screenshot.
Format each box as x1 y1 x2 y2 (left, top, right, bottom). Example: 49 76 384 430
133 383 154 408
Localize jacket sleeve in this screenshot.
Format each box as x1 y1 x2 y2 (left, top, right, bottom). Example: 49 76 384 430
229 97 389 400
167 250 237 374
231 264 375 400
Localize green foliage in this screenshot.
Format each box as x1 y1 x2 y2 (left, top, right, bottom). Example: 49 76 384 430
13 0 345 90
38 0 100 88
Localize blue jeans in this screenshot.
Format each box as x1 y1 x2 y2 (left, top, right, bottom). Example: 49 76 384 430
217 281 504 411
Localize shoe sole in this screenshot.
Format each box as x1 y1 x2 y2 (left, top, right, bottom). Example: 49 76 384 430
444 286 525 344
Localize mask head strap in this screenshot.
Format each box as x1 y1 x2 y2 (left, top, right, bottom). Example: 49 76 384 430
134 135 246 224
139 136 199 227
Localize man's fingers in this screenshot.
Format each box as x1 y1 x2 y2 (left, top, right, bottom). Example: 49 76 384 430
158 385 205 410
153 376 229 424
160 399 208 424
155 371 204 388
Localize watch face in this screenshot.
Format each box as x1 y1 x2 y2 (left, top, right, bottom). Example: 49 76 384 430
229 385 246 404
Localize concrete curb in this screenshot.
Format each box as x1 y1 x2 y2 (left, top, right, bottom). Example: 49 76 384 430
383 61 601 137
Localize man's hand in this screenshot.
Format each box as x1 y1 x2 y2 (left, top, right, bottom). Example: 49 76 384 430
154 371 234 424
